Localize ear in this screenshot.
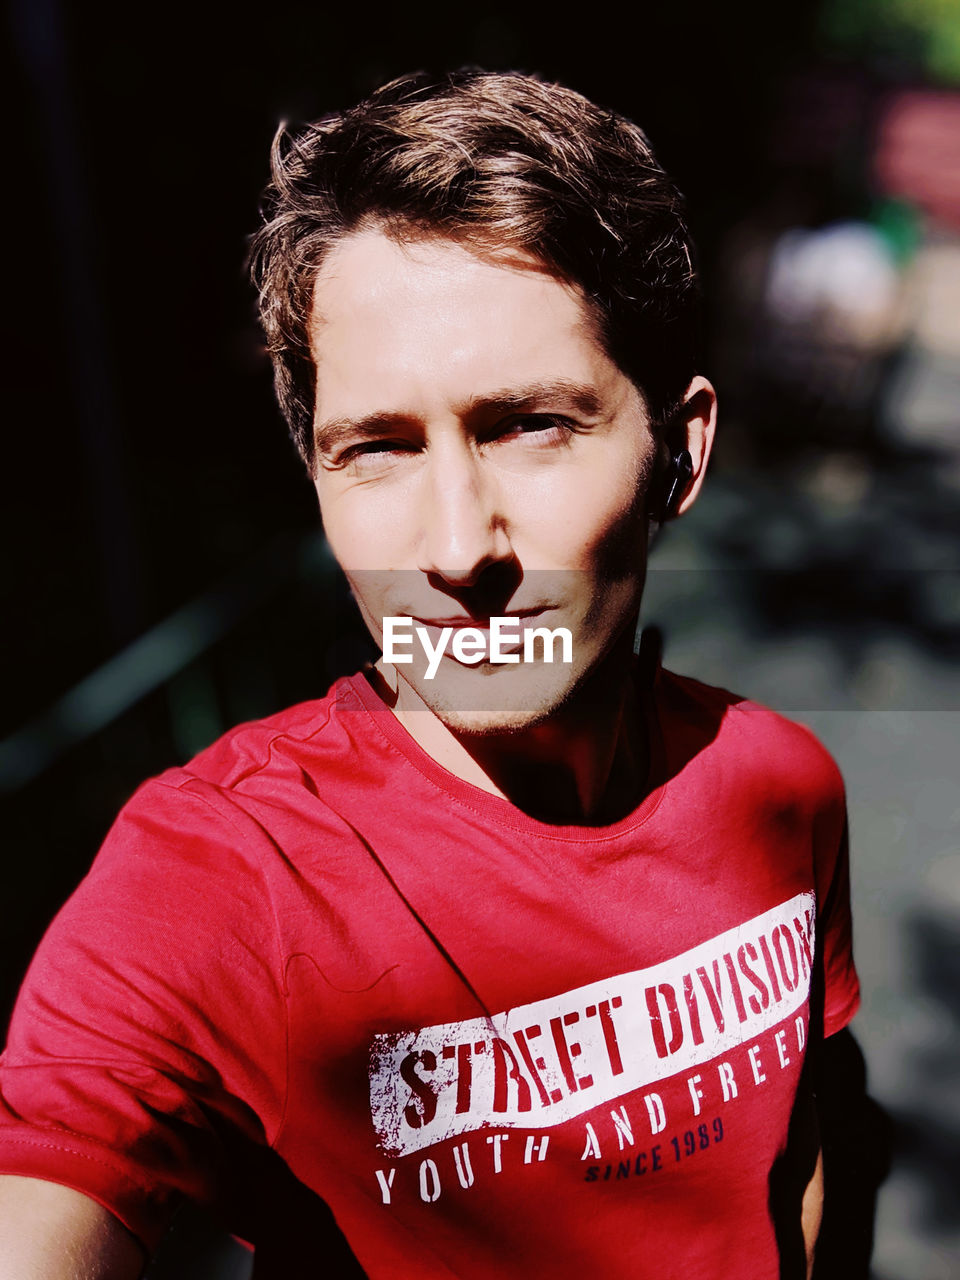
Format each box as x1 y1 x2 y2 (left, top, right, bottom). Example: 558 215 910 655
664 375 717 519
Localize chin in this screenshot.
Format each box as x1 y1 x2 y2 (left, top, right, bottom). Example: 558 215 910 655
400 660 590 736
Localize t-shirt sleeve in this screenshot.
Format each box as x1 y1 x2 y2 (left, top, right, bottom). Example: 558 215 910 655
806 741 860 1039
0 777 288 1250
818 815 860 1038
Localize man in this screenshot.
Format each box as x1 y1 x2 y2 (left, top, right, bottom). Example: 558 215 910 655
0 70 859 1277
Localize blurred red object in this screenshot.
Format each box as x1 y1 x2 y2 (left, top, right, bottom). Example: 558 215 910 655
874 89 960 229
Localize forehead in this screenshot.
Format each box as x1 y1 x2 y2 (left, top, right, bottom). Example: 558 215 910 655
307 229 623 417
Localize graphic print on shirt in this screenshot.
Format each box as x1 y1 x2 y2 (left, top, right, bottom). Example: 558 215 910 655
369 892 815 1159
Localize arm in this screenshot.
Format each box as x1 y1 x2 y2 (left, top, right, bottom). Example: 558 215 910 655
810 1029 891 1279
0 1176 145 1280
0 780 287 1261
801 1148 824 1280
771 1079 823 1279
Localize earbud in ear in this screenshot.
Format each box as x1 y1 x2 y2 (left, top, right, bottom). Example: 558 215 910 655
661 449 693 519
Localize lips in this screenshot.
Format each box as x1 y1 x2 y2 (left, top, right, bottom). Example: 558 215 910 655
410 608 550 629
405 610 555 667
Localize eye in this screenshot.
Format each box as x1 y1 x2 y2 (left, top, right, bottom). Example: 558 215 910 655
490 415 576 446
327 439 419 474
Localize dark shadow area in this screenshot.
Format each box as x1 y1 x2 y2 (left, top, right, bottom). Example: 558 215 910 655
145 1205 253 1280
813 1030 893 1279
145 1142 370 1279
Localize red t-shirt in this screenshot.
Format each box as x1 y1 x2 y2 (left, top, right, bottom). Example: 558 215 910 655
0 669 859 1277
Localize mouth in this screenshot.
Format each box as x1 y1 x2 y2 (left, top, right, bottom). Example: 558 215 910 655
411 608 550 630
404 609 557 668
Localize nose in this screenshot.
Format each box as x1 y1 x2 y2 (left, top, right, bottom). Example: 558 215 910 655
416 441 511 587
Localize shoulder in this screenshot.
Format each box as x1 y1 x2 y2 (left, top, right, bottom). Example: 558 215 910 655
657 667 845 807
93 675 379 897
122 674 367 820
173 682 347 790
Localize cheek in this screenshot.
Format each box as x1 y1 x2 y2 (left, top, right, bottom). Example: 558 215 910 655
344 574 385 635
522 460 649 571
315 484 412 572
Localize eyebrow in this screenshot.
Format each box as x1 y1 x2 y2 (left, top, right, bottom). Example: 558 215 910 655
314 413 415 457
462 379 605 420
313 379 605 455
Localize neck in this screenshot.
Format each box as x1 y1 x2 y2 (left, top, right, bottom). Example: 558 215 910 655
372 629 651 824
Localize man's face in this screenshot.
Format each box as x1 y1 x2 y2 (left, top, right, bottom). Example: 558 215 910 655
309 229 658 732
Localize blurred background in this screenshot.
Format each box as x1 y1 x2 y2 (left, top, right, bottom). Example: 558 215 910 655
4 0 958 1275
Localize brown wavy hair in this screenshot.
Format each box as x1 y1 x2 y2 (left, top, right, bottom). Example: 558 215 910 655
249 69 700 470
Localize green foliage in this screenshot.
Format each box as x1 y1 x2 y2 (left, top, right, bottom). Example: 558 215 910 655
822 0 960 83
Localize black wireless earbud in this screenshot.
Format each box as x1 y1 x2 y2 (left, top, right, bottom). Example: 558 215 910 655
661 449 693 519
